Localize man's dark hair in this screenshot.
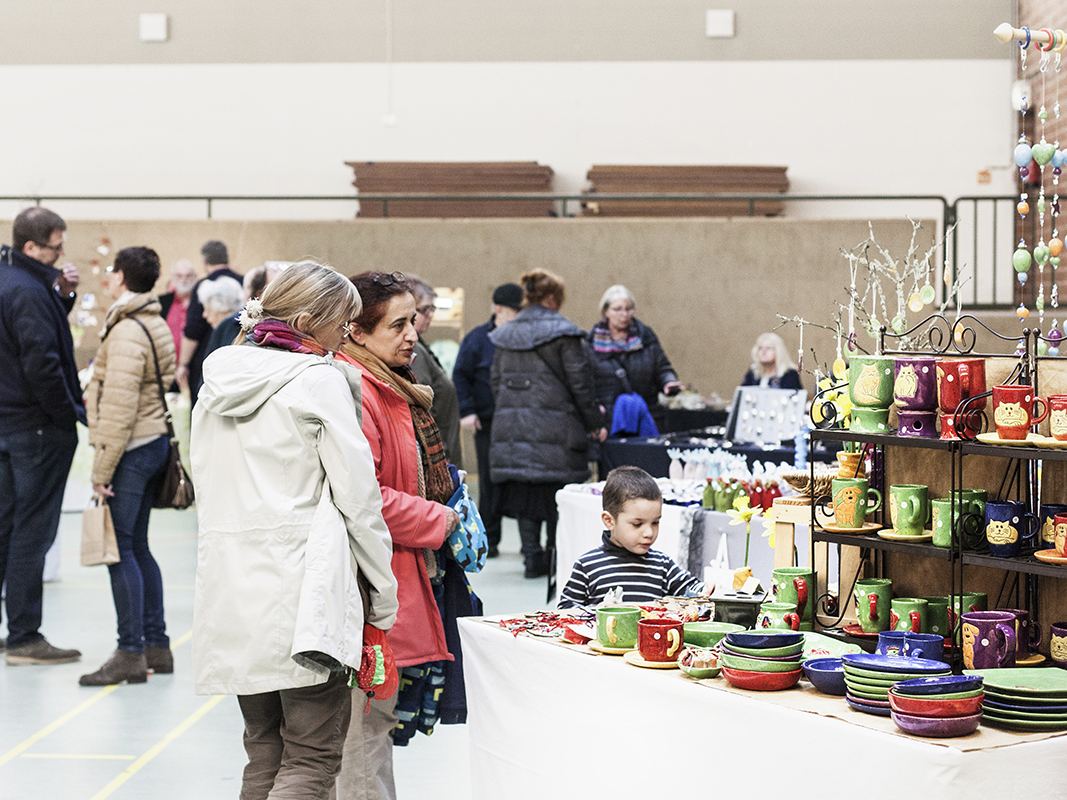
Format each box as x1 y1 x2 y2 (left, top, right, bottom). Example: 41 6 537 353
602 466 662 519
114 246 161 293
201 240 229 266
13 207 66 252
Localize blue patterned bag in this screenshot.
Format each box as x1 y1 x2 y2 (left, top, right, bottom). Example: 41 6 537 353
445 483 488 573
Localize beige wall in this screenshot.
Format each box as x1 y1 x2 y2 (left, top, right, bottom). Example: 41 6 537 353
65 216 938 400
1 1 1011 64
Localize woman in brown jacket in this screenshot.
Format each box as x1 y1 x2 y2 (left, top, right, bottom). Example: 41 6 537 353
81 246 177 686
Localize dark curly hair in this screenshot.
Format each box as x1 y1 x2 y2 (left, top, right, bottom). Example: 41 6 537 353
350 271 414 333
114 246 161 293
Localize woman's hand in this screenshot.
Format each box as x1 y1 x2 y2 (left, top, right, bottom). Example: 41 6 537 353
595 427 607 443
444 507 461 534
93 483 115 498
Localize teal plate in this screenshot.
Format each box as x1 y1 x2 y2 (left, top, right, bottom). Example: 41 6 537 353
965 668 1067 697
801 631 864 661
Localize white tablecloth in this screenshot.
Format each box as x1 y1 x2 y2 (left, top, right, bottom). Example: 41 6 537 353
458 619 1067 800
555 486 779 594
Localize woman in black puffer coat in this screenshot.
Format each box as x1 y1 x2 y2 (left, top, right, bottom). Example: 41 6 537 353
490 270 606 579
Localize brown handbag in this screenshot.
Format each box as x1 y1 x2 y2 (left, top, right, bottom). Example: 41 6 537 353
129 317 195 510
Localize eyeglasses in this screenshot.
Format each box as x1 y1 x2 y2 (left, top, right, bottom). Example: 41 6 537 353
36 241 64 253
340 321 354 337
416 304 436 317
371 271 405 287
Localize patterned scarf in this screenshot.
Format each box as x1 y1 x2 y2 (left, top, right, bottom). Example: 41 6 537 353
591 317 644 353
339 341 454 504
250 319 329 356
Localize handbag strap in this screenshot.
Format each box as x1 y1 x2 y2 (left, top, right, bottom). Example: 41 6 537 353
127 316 177 441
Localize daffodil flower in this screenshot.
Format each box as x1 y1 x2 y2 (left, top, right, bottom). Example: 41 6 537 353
727 496 762 567
761 506 777 549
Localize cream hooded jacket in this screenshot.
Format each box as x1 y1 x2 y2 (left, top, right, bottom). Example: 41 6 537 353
190 344 398 696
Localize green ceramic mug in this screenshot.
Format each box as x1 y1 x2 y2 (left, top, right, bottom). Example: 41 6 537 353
889 484 929 536
849 355 895 408
890 597 929 633
830 478 883 529
850 406 890 433
596 606 639 649
854 578 893 634
930 498 961 547
757 601 801 631
948 593 988 635
923 596 952 637
771 567 815 622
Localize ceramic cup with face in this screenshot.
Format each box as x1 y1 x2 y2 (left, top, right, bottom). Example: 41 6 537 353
850 406 890 434
984 500 1038 558
854 578 893 634
999 608 1042 659
1039 504 1067 547
830 478 882 529
596 606 640 650
876 630 906 656
890 597 929 633
991 384 1048 440
637 618 684 662
849 355 895 408
902 631 945 662
757 601 801 631
889 484 929 536
894 356 938 411
1049 395 1067 441
1050 622 1067 668
961 611 1017 670
897 409 938 438
936 358 987 413
771 567 814 623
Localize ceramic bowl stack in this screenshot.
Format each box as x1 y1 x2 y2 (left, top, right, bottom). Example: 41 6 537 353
888 675 985 737
966 667 1067 731
841 653 952 716
719 630 804 691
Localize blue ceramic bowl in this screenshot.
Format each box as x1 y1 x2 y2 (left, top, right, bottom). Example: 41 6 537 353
802 657 846 696
725 630 804 649
893 675 985 696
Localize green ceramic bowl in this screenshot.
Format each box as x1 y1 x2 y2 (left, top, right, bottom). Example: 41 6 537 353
682 621 745 648
720 653 802 673
678 646 721 679
845 664 950 682
844 681 890 701
722 640 804 658
843 672 900 689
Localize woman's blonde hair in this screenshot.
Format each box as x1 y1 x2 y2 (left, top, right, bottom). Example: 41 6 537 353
235 261 361 344
599 284 635 316
750 331 796 378
521 269 565 308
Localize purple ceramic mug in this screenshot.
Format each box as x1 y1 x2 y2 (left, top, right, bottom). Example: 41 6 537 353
961 611 1017 669
894 356 938 411
1000 608 1042 658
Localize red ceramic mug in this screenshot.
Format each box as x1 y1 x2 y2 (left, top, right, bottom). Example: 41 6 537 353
637 618 684 662
992 384 1048 440
936 358 987 413
1049 395 1067 441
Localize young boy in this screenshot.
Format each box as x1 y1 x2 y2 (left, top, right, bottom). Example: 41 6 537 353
558 466 705 609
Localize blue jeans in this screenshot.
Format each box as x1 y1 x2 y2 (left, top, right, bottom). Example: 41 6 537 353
105 436 170 652
0 425 78 649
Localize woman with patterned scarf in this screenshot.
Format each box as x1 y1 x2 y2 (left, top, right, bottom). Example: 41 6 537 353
334 271 469 800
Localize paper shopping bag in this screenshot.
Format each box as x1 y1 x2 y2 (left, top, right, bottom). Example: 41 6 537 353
81 497 120 566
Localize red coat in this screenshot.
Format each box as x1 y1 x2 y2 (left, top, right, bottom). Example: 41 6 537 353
338 354 452 667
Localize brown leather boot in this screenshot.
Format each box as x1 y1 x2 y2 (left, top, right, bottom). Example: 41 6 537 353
78 649 148 686
145 646 174 674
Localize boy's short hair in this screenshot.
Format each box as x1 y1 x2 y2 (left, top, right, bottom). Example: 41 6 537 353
602 466 662 518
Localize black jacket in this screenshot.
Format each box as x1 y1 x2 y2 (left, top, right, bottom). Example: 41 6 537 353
0 245 86 432
588 318 677 424
183 267 242 403
452 317 497 422
489 305 603 484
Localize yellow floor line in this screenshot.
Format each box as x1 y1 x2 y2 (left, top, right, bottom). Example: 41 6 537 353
20 759 134 763
88 695 225 800
172 628 193 648
0 686 118 767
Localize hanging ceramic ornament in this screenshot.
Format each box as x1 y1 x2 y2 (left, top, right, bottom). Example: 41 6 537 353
892 315 907 334
1039 338 1050 355
832 358 847 380
1049 320 1063 356
1035 139 1057 166
919 283 936 305
1018 304 1031 320
1015 138 1034 167
1014 242 1033 272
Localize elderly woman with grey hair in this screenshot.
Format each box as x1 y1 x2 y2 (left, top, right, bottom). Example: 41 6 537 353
192 276 245 397
588 284 682 434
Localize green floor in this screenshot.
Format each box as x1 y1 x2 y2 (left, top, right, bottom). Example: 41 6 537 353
0 508 550 800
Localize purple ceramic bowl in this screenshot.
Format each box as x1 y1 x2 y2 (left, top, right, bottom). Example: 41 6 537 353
846 693 892 717
891 709 982 737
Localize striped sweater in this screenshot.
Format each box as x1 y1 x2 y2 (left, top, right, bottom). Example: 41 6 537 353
558 531 704 609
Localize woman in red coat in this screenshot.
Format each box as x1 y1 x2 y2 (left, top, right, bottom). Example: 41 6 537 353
335 271 461 800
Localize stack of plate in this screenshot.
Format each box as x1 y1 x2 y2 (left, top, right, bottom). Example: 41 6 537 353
841 653 952 716
888 676 985 737
720 630 804 691
966 668 1067 731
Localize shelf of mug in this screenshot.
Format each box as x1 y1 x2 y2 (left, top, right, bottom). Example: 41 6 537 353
958 440 1067 462
808 429 955 451
961 550 1067 578
811 527 953 561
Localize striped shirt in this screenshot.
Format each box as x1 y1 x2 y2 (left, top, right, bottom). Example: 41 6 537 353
558 531 704 609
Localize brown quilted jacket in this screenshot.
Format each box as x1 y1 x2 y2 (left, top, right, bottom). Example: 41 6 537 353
86 293 176 485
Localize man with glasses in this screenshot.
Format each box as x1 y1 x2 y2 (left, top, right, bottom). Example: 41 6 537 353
0 206 85 664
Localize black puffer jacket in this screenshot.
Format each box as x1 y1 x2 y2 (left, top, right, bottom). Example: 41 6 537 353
489 305 604 484
588 318 677 425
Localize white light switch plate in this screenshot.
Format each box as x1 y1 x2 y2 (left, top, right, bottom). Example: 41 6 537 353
139 13 169 42
706 9 735 38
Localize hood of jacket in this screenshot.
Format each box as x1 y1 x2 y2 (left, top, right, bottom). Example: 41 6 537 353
488 304 585 351
100 292 163 338
198 344 362 420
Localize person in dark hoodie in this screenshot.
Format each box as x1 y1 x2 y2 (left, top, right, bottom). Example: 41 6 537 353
0 206 85 664
489 269 606 579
